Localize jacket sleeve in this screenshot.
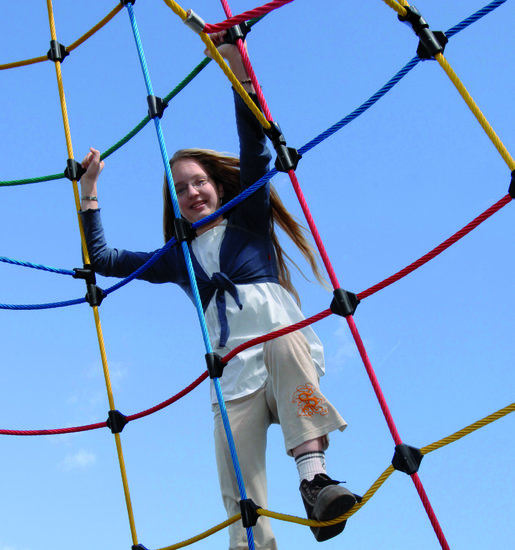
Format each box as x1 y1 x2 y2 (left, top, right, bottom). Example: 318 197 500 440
232 90 273 228
79 208 183 284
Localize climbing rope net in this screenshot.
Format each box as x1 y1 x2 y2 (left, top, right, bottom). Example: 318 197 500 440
1 1 513 549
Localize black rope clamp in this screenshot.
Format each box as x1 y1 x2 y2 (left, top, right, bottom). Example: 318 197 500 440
47 40 69 63
106 409 128 434
173 218 196 243
224 22 252 44
398 5 448 59
73 265 105 307
330 288 360 318
509 170 515 199
392 443 423 475
205 352 226 379
131 545 149 550
121 0 136 5
147 95 167 120
264 121 302 173
64 158 86 182
240 498 260 528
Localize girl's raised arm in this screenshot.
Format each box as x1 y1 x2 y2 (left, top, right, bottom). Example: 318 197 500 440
80 147 103 211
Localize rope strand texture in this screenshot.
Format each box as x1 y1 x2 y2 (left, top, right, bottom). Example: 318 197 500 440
0 3 123 71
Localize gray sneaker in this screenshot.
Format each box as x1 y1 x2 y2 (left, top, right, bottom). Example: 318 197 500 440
300 473 357 542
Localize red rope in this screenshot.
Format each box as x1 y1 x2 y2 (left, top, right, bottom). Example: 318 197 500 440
204 0 294 34
346 315 403 445
0 421 106 437
0 372 209 436
126 371 208 422
222 308 333 363
288 169 341 289
412 472 451 550
359 194 512 300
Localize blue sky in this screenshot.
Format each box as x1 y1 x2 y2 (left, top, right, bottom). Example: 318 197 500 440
0 1 513 550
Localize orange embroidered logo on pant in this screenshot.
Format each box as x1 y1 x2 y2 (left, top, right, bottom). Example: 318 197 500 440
292 383 329 417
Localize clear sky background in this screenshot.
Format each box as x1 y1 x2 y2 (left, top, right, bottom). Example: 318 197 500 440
0 1 513 550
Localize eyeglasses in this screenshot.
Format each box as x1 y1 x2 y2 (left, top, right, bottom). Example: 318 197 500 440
174 178 209 197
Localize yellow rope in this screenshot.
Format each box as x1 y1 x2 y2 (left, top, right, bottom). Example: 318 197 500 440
422 402 515 455
200 34 270 130
157 514 241 550
379 1 515 170
381 0 407 17
67 3 123 52
435 53 515 170
161 0 270 131
45 0 139 545
161 0 188 20
0 2 122 71
0 55 48 71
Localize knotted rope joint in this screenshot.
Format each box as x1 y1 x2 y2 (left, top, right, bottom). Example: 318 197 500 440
264 121 302 173
73 265 105 307
147 95 167 120
330 288 360 318
399 5 448 59
64 158 86 182
206 352 226 380
392 443 424 475
224 22 252 44
173 218 196 243
107 409 128 434
509 170 515 198
240 498 261 528
47 40 69 63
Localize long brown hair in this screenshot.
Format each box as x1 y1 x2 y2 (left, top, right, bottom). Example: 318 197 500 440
163 148 326 302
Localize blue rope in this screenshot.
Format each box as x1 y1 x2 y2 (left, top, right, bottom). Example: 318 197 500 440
446 0 508 38
0 297 85 310
299 56 420 156
0 256 75 276
0 0 505 318
123 5 254 548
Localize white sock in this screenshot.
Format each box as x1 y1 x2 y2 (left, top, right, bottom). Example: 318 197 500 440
295 451 326 482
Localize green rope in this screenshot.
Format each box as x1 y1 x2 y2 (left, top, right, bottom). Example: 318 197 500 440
1 17 261 187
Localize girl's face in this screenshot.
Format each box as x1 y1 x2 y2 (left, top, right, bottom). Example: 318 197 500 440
171 159 224 234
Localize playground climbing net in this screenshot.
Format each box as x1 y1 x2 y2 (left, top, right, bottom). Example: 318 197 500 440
0 1 513 549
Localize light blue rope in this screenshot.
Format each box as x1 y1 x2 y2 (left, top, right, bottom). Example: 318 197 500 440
123 5 254 548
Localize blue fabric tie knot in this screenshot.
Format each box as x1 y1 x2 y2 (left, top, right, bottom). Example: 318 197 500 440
211 272 243 348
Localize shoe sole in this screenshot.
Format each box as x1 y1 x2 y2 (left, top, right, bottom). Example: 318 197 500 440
311 486 356 542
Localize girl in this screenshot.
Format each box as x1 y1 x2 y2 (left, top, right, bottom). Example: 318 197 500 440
80 38 355 549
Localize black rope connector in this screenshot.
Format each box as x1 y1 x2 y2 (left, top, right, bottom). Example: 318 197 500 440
399 5 448 59
224 22 251 44
392 443 423 475
173 218 196 243
147 95 167 120
73 265 105 307
47 40 69 63
64 158 86 182
509 170 515 199
264 121 302 173
121 0 136 6
330 288 360 318
205 352 226 379
240 498 260 528
106 409 128 434
131 545 149 550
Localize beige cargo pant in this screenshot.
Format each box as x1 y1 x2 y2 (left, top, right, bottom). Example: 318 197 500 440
213 330 347 549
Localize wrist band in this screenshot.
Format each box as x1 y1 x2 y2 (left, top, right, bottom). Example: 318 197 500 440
81 195 98 201
240 79 252 85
